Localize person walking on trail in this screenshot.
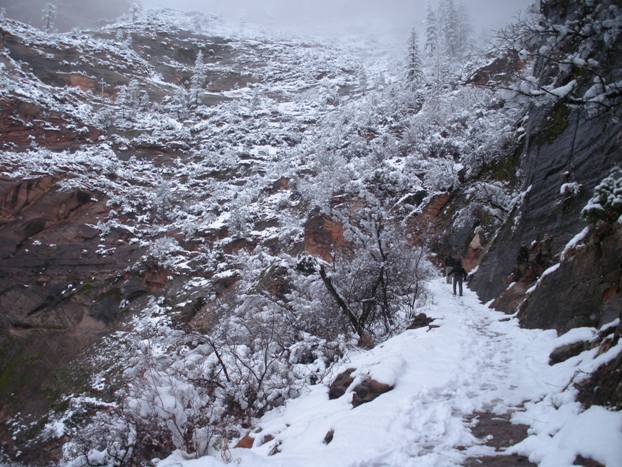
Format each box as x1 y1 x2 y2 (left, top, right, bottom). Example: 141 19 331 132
451 261 468 297
444 256 458 284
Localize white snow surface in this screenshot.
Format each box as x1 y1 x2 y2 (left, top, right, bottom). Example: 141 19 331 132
159 278 622 467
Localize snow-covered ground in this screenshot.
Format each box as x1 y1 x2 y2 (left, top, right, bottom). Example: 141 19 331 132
161 278 622 467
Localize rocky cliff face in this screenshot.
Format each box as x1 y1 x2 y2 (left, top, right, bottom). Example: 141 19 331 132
440 0 622 335
471 108 622 330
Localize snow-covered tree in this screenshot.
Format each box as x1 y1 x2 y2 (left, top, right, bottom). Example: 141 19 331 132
406 28 425 90
41 2 56 33
130 2 141 22
456 1 473 57
441 0 460 59
424 2 438 58
189 50 206 107
171 86 189 118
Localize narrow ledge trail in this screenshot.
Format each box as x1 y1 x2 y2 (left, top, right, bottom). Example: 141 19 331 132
161 277 622 467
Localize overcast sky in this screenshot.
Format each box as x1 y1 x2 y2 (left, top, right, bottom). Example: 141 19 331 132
143 0 534 40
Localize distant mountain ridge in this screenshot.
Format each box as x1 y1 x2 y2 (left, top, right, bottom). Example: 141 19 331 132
0 0 131 31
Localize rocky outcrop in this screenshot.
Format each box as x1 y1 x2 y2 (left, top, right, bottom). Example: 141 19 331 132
328 368 355 400
408 313 435 330
518 226 622 332
0 97 100 151
549 341 591 365
467 50 524 87
577 344 622 411
304 209 349 262
234 434 255 449
0 175 144 420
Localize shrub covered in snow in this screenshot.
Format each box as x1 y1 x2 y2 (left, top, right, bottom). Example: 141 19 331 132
582 167 622 224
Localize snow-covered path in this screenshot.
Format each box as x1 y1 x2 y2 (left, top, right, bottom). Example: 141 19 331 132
162 278 622 467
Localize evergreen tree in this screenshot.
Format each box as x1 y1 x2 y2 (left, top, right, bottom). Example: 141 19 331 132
41 2 56 33
189 50 206 107
442 0 460 59
424 2 438 58
406 28 424 90
130 2 141 23
456 1 473 57
172 87 189 119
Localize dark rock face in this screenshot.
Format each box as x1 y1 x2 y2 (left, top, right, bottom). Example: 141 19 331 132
470 108 622 328
351 378 393 408
328 368 355 400
0 175 144 419
0 97 101 151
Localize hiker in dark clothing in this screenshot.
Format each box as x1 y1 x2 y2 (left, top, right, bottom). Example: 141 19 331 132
444 256 458 284
451 262 468 297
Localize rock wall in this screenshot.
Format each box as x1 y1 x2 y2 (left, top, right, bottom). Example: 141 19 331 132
0 176 145 419
471 109 622 305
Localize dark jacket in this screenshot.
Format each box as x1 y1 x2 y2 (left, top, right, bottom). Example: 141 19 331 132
451 265 467 281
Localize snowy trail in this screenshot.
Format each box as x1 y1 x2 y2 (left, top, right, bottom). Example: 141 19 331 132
162 278 622 467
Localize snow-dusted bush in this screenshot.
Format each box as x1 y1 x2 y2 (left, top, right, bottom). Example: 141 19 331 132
317 206 433 345
146 236 183 268
582 167 622 224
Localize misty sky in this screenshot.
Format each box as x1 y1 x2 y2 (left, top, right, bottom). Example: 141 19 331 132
144 0 534 40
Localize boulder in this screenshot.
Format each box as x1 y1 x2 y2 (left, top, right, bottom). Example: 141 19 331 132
234 434 255 449
351 378 393 408
549 341 590 365
328 368 355 400
408 313 435 330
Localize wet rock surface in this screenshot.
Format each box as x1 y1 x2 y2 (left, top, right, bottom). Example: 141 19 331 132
464 411 534 467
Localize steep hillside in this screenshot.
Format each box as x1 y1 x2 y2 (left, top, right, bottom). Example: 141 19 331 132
0 10 360 464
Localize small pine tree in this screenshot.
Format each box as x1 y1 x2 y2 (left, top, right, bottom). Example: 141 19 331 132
41 2 56 33
189 50 206 107
406 28 424 90
172 87 189 119
358 67 369 92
